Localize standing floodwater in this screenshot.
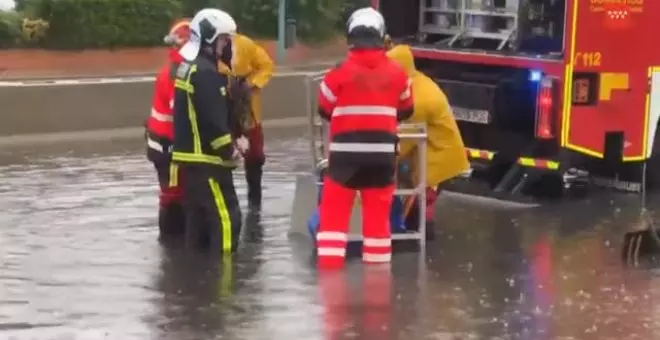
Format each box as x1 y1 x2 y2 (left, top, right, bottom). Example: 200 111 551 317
1 131 660 340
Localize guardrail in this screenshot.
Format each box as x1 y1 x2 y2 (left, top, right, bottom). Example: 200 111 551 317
0 72 318 137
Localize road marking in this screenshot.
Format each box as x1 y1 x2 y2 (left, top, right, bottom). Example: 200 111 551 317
0 69 330 88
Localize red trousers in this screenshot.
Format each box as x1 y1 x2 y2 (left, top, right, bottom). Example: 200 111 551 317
317 176 395 269
243 124 265 163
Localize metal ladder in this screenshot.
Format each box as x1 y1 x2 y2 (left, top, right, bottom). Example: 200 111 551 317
304 73 429 249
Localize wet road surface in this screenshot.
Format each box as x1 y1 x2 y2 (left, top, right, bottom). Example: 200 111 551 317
1 127 660 340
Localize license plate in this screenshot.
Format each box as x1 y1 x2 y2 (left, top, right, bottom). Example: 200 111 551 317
452 107 491 124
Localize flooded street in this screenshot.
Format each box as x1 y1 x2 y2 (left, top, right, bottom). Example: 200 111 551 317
1 127 660 340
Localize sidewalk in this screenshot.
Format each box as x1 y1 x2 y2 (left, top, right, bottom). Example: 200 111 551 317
0 39 346 80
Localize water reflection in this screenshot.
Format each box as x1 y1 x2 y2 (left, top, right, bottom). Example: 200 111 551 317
0 135 660 339
153 248 239 339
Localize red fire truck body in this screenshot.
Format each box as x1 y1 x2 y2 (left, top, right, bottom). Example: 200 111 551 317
373 0 660 197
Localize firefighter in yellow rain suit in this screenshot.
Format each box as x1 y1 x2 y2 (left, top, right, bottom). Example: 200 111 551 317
386 44 470 239
218 33 274 211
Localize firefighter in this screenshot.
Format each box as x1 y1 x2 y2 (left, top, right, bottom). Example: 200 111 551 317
217 29 274 211
386 44 470 239
315 7 414 269
145 18 191 241
172 8 247 253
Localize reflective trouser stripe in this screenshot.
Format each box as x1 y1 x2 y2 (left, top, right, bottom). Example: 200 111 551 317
208 178 232 253
317 231 348 258
317 247 346 257
362 253 392 263
363 237 392 263
221 254 233 298
317 231 348 242
363 238 391 247
168 163 178 188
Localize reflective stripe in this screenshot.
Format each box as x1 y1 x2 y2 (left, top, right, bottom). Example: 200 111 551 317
329 142 396 153
317 231 348 242
172 151 237 167
363 252 392 262
318 247 346 257
208 178 233 253
319 81 337 103
150 108 173 122
211 134 232 149
175 79 194 93
333 106 397 117
181 67 202 155
147 138 163 152
168 163 178 188
363 238 391 247
400 78 412 100
220 254 233 298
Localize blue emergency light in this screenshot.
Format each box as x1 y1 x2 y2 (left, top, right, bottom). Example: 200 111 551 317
529 70 542 82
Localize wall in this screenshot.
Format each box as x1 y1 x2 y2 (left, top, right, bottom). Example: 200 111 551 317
0 72 323 136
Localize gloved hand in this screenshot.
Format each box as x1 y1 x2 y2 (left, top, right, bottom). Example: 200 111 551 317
235 136 250 155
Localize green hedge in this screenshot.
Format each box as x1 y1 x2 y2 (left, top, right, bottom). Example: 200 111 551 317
0 11 22 48
182 0 369 44
29 0 183 49
1 0 371 49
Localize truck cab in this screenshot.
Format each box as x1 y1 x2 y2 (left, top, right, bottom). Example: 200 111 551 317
375 0 660 198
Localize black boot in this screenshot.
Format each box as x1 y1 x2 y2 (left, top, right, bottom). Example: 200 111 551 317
243 209 264 243
244 160 264 210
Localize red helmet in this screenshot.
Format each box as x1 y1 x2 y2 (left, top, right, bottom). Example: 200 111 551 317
163 19 191 47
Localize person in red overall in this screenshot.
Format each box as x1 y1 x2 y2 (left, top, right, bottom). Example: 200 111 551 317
315 7 414 269
145 19 191 241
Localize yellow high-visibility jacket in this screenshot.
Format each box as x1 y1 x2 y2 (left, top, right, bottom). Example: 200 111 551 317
218 34 274 123
387 44 470 188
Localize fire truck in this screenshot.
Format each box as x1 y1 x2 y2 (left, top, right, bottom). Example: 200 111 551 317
373 0 660 199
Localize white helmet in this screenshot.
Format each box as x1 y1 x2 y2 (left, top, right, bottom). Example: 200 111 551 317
347 7 385 37
179 8 237 61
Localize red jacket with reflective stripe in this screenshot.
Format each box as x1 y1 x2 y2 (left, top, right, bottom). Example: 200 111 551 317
318 49 413 169
147 49 183 141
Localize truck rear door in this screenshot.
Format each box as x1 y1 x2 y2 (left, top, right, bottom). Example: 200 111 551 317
563 0 658 161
